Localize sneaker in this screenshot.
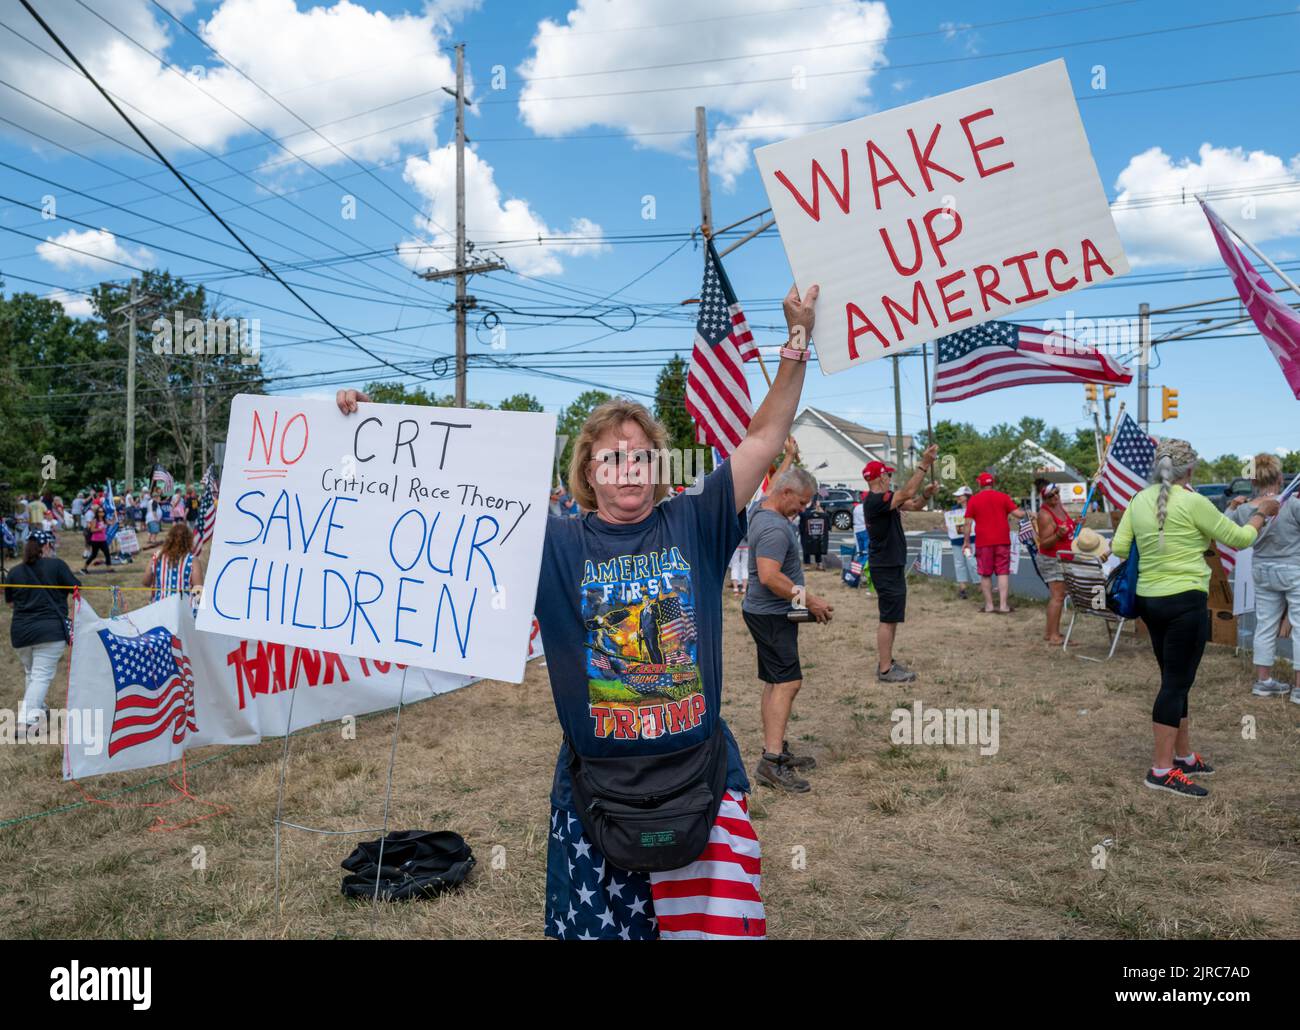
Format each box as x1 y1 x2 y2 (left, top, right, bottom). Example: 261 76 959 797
754 753 810 793
781 739 817 771
1251 677 1290 697
876 662 917 683
891 659 914 674
1144 767 1208 798
1173 753 1215 776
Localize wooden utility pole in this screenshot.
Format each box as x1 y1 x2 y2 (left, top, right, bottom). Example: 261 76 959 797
111 280 158 491
417 43 503 407
693 105 773 388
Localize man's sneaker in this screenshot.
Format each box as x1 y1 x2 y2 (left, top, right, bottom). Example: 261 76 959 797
1173 753 1215 776
781 739 817 771
1251 677 1290 697
876 662 917 683
892 659 915 674
1144 767 1209 798
754 753 810 794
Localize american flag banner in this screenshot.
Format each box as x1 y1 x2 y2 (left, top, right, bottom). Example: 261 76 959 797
97 625 197 757
684 239 760 458
1200 200 1300 400
1096 413 1157 507
933 321 1131 404
193 465 219 555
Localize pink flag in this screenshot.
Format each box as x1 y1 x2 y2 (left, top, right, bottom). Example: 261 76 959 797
1200 200 1300 400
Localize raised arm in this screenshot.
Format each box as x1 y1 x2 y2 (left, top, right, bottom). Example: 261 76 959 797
890 445 939 510
730 284 818 512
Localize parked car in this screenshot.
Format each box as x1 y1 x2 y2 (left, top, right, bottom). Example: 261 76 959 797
819 488 859 531
1196 479 1254 511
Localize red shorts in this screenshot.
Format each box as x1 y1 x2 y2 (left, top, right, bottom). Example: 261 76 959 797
977 543 1011 577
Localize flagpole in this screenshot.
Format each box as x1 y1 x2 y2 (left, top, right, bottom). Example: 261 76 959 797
922 341 935 486
1073 400 1126 540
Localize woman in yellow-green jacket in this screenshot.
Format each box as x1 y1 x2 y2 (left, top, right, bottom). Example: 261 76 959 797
1112 439 1278 799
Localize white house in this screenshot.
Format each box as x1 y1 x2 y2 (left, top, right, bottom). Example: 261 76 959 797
791 407 916 488
995 439 1090 508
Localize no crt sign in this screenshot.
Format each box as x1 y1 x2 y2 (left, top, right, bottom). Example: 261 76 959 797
754 60 1129 374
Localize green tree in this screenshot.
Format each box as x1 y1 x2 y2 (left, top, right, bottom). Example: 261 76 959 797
653 355 696 455
498 392 543 412
556 389 612 486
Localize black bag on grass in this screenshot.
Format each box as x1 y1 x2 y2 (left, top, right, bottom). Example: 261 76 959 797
340 830 474 901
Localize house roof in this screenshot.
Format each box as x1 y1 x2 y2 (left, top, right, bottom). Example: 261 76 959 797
997 439 1086 481
798 407 916 457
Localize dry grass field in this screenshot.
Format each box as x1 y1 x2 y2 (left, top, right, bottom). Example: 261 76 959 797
1 535 1297 939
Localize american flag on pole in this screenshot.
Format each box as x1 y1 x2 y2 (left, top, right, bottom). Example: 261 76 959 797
685 239 760 458
933 321 1131 403
1200 200 1300 400
97 625 197 757
1096 413 1157 507
192 465 218 555
151 464 174 495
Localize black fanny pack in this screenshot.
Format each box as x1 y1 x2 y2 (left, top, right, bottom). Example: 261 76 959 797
567 724 728 873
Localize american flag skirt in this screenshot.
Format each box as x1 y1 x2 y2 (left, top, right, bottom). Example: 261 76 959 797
545 791 765 940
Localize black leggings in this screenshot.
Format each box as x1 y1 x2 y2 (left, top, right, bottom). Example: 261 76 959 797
85 540 112 567
1136 590 1208 728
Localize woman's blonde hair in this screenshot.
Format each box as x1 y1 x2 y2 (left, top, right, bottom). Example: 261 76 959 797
1151 438 1198 549
1252 452 1282 489
566 398 670 512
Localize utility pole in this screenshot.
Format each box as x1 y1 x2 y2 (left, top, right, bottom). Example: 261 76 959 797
695 106 712 240
417 43 503 407
1137 301 1150 430
111 280 158 491
892 354 904 469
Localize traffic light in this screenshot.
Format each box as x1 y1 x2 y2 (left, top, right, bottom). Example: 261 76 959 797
1162 386 1179 421
1085 384 1098 402
1103 385 1115 401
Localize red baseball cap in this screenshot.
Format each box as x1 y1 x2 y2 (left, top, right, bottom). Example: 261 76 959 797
863 460 895 481
977 472 996 486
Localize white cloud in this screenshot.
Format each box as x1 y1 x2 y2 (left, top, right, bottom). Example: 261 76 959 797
1111 144 1300 267
0 0 469 166
45 289 96 319
398 144 606 276
36 228 153 273
517 0 890 188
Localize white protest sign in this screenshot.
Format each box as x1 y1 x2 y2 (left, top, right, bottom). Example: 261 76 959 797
195 394 555 683
919 537 945 576
754 60 1128 373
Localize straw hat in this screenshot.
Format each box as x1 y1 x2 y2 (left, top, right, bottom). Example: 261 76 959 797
1072 527 1111 560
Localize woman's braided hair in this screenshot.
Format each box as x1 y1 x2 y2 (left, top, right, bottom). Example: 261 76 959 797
1151 438 1199 549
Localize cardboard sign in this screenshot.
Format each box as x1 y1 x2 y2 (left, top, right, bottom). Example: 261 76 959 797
195 394 555 683
920 537 945 576
754 60 1128 373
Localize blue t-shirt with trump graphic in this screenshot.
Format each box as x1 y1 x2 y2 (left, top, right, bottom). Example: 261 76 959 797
535 459 749 811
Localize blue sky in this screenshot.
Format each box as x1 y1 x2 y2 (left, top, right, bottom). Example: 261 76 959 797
2 0 1298 463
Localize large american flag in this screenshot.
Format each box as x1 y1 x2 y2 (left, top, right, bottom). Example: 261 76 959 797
1097 413 1157 507
192 465 218 555
933 321 1132 403
97 625 197 757
684 239 759 457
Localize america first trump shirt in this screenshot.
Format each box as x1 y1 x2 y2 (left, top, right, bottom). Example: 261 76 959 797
535 459 749 811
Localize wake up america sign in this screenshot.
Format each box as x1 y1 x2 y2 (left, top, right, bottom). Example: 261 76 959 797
754 60 1129 373
195 394 554 683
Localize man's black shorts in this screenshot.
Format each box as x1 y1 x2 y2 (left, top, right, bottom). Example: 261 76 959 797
742 610 802 683
872 565 907 623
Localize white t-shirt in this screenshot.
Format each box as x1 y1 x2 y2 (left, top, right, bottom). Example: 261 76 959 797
852 502 865 533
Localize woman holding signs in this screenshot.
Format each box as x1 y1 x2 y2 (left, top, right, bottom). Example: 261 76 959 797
337 281 821 940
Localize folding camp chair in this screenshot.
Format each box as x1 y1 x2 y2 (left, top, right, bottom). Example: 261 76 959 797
1060 553 1127 662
